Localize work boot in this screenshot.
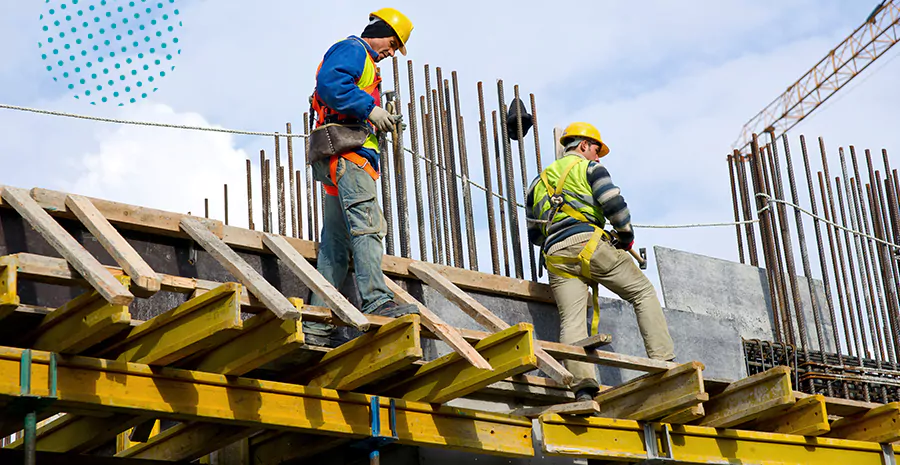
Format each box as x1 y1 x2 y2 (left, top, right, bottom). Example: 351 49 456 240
303 331 347 349
371 300 419 318
574 387 599 402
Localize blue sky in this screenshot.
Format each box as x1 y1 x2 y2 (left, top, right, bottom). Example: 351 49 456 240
1 1 898 297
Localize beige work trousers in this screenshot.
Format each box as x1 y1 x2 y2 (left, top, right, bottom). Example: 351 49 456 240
548 238 675 391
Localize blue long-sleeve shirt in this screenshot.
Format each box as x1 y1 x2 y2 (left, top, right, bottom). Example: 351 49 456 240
315 36 380 170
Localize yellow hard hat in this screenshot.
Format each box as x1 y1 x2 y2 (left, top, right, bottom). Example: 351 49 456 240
370 8 413 56
559 122 610 158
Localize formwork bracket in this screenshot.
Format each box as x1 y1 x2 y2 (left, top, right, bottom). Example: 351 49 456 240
885 443 898 465
352 396 399 462
640 422 675 464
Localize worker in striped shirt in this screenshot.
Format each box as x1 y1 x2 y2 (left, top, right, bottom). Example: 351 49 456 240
525 122 675 401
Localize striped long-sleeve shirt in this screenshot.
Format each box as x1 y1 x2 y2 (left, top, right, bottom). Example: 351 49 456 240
526 153 634 253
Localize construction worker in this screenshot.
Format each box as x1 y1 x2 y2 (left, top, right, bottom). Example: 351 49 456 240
525 122 675 401
304 8 416 347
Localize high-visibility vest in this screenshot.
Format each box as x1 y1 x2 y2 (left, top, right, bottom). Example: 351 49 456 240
531 154 606 237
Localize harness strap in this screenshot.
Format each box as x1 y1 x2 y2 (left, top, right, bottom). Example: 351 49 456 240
544 227 609 336
324 153 380 197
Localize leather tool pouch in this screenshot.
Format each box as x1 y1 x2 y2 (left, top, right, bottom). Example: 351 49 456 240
306 123 369 165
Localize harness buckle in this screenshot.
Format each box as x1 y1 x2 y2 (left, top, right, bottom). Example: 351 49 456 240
550 194 564 206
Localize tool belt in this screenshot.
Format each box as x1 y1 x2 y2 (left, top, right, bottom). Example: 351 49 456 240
306 123 371 165
322 152 379 197
544 226 610 337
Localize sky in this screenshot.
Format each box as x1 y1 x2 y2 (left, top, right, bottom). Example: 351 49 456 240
1 0 898 302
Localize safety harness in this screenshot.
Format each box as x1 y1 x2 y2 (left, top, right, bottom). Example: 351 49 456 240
539 156 610 336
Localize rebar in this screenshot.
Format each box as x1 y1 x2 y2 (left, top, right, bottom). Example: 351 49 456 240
728 154 746 264
750 135 785 343
379 129 395 255
530 93 543 173
425 65 451 265
497 79 524 279
287 122 297 238
452 72 478 270
869 179 900 364
407 60 427 261
261 150 269 233
866 152 897 365
224 184 229 226
422 102 442 264
514 85 537 280
275 134 286 236
432 88 452 265
818 171 855 358
204 198 209 219
304 112 314 241
478 82 500 275
875 175 900 360
782 135 826 359
736 151 759 266
392 57 411 258
493 110 511 277
295 170 303 240
246 159 254 230
760 144 793 344
441 74 464 267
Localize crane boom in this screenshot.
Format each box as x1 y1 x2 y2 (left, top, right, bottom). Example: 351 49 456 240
734 1 900 151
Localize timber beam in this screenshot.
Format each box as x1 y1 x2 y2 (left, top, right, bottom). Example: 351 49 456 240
385 323 538 403
593 361 707 421
0 255 21 320
7 412 152 453
510 401 600 418
539 414 900 464
0 346 534 457
748 394 830 436
115 422 255 462
97 282 243 365
698 366 795 428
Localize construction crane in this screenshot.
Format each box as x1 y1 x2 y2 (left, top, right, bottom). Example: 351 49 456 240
734 1 900 151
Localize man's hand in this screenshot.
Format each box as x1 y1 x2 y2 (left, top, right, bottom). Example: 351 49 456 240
369 106 403 132
613 230 634 251
616 240 634 252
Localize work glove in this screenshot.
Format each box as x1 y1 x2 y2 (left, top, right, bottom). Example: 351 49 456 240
369 106 403 133
614 231 634 251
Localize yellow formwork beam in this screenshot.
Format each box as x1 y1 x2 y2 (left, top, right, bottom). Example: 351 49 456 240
540 414 900 464
187 297 305 376
298 313 423 391
594 361 707 421
26 276 132 354
0 346 534 457
828 402 900 443
116 422 252 461
0 255 21 320
749 394 830 436
699 365 795 428
8 413 149 453
99 282 243 365
386 323 537 403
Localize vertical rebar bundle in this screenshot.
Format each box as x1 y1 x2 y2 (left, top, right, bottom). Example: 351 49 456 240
407 61 427 261
246 159 254 231
287 123 297 238
497 79 524 279
452 72 478 271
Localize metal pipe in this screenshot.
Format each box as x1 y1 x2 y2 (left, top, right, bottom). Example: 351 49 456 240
287 123 297 238
422 104 441 264
514 85 537 280
478 82 500 275
760 144 793 344
391 57 411 259
275 134 286 236
452 71 478 270
497 79 524 279
736 151 759 266
529 93 543 173
493 110 511 277
728 154 746 264
749 135 785 343
432 88 452 265
224 184 229 226
246 159 254 230
442 76 464 267
304 112 313 241
782 134 825 357
407 60 427 261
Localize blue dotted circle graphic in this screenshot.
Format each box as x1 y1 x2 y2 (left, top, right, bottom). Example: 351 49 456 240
39 0 183 105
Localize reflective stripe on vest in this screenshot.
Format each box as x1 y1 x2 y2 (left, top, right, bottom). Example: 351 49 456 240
312 37 381 153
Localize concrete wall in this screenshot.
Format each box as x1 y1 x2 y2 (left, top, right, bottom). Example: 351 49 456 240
655 246 836 353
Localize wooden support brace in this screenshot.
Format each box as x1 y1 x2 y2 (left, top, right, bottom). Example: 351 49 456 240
98 282 243 366
594 361 707 421
699 366 795 428
65 194 161 295
179 217 300 321
24 276 132 354
387 323 538 403
1 187 133 305
408 262 573 386
748 394 830 437
384 275 492 370
510 401 600 418
828 402 900 443
116 422 254 462
262 233 369 330
295 314 423 391
0 255 21 320
186 298 305 376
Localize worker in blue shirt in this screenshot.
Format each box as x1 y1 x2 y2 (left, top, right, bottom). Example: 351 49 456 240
305 8 416 347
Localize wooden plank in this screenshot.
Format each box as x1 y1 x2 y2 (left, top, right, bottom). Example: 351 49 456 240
261 233 368 330
660 404 705 424
293 314 423 391
0 255 21 320
699 366 795 428
572 333 613 349
828 402 900 443
0 187 133 306
116 422 254 462
98 282 243 366
510 400 600 418
186 298 305 376
749 394 830 436
19 187 555 303
24 277 132 354
179 217 300 321
408 262 573 385
65 194 161 295
7 413 151 453
384 275 492 370
386 323 538 403
594 361 707 421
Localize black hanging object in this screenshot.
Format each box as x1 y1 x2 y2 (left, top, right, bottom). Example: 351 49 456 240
506 97 533 141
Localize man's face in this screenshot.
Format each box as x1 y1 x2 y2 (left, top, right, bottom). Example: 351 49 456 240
370 36 400 62
581 140 603 161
